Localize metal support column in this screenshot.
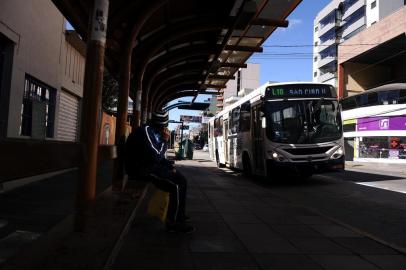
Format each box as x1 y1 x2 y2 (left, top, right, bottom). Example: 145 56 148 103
76 0 109 230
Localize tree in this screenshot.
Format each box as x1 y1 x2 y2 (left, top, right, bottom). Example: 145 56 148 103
102 70 119 112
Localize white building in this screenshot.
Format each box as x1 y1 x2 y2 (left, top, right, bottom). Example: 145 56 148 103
0 0 86 141
216 63 260 112
313 0 406 87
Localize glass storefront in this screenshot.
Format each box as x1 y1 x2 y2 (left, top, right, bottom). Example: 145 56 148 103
358 136 406 160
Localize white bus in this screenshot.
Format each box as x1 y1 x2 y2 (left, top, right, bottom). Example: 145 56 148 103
341 83 406 163
208 82 344 178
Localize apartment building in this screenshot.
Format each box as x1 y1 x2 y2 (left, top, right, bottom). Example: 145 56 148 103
313 0 406 87
216 63 260 112
0 0 85 141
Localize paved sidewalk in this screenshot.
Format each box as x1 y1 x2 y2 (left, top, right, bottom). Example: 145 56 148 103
112 157 406 270
346 161 406 178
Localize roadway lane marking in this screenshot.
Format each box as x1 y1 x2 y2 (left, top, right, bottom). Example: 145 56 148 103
356 179 406 194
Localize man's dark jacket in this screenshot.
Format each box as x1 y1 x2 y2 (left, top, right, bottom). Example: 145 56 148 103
124 124 171 179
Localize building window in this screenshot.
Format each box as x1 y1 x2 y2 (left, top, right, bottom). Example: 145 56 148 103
20 75 56 138
314 41 318 47
230 107 240 134
314 26 318 32
314 71 318 77
319 28 336 43
371 0 376 9
314 56 318 62
320 10 336 28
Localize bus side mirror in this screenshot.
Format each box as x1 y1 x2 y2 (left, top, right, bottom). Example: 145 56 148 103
261 117 267 129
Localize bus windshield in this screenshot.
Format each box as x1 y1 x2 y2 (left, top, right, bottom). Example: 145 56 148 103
264 99 342 144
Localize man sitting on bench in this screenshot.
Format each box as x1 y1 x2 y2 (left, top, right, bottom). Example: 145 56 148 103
124 111 195 233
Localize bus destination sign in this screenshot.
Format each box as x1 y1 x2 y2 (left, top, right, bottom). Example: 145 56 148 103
266 84 336 99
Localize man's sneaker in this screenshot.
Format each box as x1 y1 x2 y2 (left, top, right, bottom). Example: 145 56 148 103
166 222 195 234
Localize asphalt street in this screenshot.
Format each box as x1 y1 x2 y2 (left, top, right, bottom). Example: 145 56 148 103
195 150 406 252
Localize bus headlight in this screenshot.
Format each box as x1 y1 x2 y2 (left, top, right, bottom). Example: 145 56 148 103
268 151 286 162
330 147 344 159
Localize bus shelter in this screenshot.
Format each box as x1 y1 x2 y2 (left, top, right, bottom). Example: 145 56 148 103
1 0 302 228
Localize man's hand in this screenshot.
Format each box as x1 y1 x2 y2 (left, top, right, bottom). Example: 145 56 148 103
162 128 170 142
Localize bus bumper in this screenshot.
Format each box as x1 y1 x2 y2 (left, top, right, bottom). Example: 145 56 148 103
266 156 345 175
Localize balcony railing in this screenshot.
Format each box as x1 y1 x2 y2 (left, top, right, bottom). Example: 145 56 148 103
318 72 337 83
317 38 340 53
342 0 366 20
318 56 337 69
318 20 340 37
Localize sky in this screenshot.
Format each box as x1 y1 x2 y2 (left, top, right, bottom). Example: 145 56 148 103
168 0 331 131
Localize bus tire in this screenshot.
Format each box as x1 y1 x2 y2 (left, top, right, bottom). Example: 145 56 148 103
242 153 252 176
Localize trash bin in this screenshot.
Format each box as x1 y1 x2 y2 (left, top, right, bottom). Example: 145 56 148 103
175 141 185 160
185 139 194 160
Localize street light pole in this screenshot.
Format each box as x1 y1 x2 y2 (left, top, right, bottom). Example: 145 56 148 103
180 121 184 159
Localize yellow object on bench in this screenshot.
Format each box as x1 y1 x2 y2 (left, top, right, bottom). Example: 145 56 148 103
147 189 169 222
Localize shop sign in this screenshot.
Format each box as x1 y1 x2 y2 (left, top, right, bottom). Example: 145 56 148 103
357 117 406 131
180 115 202 123
201 116 211 124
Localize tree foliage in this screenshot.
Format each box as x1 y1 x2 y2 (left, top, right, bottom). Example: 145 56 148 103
102 70 119 112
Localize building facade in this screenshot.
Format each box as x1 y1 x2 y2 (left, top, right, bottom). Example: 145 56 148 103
0 0 85 141
337 5 406 97
337 5 406 163
313 0 406 87
216 63 260 112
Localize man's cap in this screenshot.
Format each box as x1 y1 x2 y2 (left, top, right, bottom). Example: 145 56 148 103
151 110 169 126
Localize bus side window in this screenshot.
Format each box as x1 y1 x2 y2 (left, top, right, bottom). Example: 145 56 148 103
341 96 356 110
240 102 251 132
400 89 406 104
367 92 378 106
219 117 223 136
230 107 240 134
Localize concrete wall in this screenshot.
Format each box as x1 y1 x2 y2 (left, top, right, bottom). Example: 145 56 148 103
338 6 406 64
241 63 260 91
219 63 260 108
223 63 260 100
0 0 85 139
343 62 390 96
379 0 405 20
1 0 65 137
366 0 379 26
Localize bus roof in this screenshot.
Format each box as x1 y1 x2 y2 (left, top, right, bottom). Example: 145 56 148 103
344 83 406 97
209 81 334 120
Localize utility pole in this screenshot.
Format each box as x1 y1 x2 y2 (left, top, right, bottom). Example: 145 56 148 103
76 0 109 231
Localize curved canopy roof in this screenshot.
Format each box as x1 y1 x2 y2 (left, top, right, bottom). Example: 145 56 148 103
51 0 302 108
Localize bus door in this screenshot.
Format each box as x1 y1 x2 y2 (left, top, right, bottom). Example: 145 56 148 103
252 105 265 173
224 117 229 164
